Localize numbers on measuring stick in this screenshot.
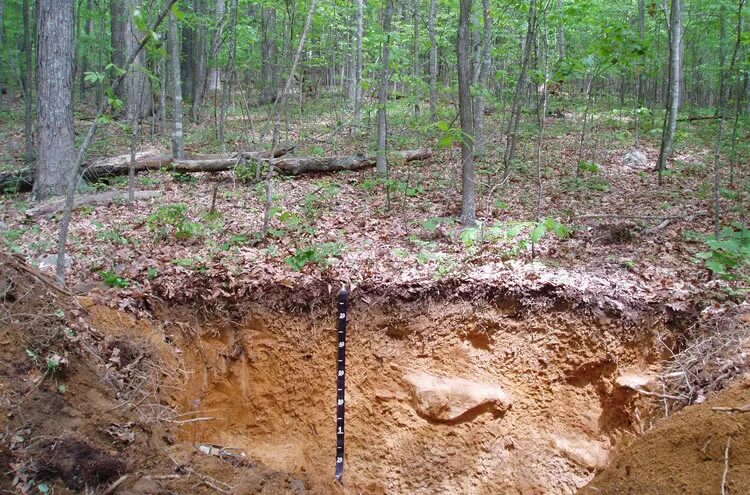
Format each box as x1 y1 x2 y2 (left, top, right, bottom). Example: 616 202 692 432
334 287 349 484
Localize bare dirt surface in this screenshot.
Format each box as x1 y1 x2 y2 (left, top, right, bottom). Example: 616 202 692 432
579 379 750 495
0 253 308 495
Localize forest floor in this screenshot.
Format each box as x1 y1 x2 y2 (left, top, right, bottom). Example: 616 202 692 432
1 94 749 493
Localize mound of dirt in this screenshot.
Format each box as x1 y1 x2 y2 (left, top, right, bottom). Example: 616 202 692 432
580 379 750 494
0 253 308 494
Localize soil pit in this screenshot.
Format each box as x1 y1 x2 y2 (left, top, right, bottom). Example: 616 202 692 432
158 301 667 494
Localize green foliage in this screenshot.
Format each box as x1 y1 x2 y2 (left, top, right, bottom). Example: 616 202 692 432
561 176 611 192
235 160 265 184
577 160 601 175
100 270 130 288
172 171 198 184
93 221 129 245
694 223 750 280
285 242 343 271
147 204 202 241
461 218 570 255
2 227 25 253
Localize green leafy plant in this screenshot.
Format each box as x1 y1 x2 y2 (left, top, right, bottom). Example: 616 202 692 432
235 160 264 184
147 204 202 241
172 171 198 184
694 223 750 280
285 242 343 271
100 270 130 288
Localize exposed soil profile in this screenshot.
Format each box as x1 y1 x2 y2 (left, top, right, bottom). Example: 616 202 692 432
2 253 748 494
157 301 669 494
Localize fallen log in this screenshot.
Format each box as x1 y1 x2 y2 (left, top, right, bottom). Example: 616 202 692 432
677 114 722 122
271 148 434 176
25 190 163 218
0 147 294 193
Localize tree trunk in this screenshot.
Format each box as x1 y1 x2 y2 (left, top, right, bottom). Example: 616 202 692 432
0 0 5 105
259 7 278 105
353 0 364 131
219 0 238 153
111 0 151 120
634 0 645 149
34 0 75 200
473 0 491 156
168 11 185 159
271 148 433 175
457 0 475 226
23 0 34 164
412 3 420 118
503 0 537 175
190 0 208 122
79 0 94 100
556 0 565 61
656 0 684 185
428 0 438 122
376 0 394 177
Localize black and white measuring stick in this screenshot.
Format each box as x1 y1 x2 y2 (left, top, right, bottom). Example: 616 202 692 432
334 287 349 484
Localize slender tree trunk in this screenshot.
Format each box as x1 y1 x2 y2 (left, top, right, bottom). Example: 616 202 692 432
534 15 550 259
191 0 208 122
376 0 393 177
656 0 684 185
259 6 278 105
634 0 645 149
219 0 238 153
33 0 75 201
729 73 745 187
412 3 420 118
0 0 5 105
556 0 565 61
473 0 491 156
168 10 184 159
503 0 537 175
428 0 438 122
353 0 364 132
457 0 476 226
79 0 94 100
23 0 34 164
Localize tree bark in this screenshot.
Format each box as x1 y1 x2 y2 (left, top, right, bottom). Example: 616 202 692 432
634 0 645 149
190 0 208 122
1 148 295 193
34 0 76 201
169 10 184 159
428 0 438 122
0 0 5 104
23 0 34 164
259 6 278 105
473 0 492 156
111 0 152 120
270 149 433 175
656 0 684 185
79 0 94 100
457 0 476 226
353 0 364 131
556 0 565 61
376 0 394 177
26 190 162 218
503 0 537 175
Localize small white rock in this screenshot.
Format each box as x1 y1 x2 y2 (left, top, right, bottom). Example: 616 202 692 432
622 150 649 170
